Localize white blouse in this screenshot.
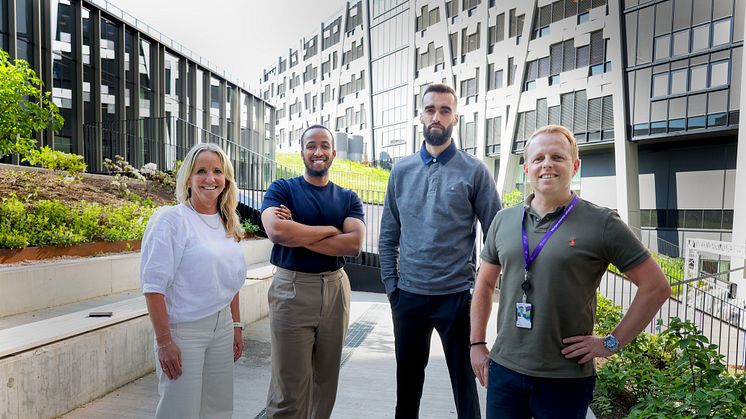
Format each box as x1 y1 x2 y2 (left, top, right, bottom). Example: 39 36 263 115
140 203 247 323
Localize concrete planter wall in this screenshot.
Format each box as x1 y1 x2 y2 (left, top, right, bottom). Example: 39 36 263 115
0 239 274 419
0 240 141 264
0 239 273 318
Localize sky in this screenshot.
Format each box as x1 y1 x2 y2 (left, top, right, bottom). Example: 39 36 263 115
108 0 343 92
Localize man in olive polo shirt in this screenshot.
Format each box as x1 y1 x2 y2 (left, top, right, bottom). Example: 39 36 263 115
470 125 671 418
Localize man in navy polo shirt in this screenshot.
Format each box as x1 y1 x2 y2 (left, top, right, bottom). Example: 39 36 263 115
380 83 501 418
261 125 365 419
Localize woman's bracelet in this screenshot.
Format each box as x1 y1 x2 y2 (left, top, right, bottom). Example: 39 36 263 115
157 341 173 349
233 321 244 330
469 341 487 348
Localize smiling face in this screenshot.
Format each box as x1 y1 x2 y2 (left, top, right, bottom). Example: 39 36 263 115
301 127 336 177
188 150 225 213
523 132 579 200
420 91 458 146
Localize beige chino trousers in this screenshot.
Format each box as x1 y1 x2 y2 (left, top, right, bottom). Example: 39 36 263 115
266 267 351 419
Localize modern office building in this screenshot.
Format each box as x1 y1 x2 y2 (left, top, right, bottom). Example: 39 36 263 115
259 0 746 287
1 0 275 173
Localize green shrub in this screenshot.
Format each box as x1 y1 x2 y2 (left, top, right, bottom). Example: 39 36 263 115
241 220 260 235
0 195 30 248
0 195 157 249
501 189 524 207
593 301 746 418
103 155 145 181
23 146 86 175
140 162 178 191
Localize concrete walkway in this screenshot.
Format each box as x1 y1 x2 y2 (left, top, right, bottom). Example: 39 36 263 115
63 291 595 418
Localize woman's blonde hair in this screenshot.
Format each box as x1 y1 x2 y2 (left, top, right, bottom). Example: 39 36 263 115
524 125 579 161
176 143 242 241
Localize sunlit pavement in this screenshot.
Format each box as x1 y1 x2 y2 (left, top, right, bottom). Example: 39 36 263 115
64 291 595 418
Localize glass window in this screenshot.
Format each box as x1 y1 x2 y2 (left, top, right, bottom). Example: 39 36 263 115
100 18 119 125
702 210 722 229
710 60 729 87
692 0 712 25
688 92 707 115
688 115 706 129
708 89 728 113
669 96 686 118
654 35 671 60
667 69 687 95
672 30 690 56
712 18 732 46
691 24 710 52
689 64 707 90
654 1 672 35
1 0 9 50
650 120 667 134
669 118 686 131
713 0 732 19
673 0 691 31
708 112 728 126
636 9 654 64
652 72 669 97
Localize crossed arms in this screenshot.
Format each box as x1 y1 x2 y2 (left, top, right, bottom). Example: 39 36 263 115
261 205 365 257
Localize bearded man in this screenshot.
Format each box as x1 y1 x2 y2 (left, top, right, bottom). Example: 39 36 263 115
379 83 501 418
261 125 365 419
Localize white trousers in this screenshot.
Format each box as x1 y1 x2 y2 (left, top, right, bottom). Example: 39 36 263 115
154 305 234 419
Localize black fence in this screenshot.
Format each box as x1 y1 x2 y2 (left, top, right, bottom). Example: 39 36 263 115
84 116 300 228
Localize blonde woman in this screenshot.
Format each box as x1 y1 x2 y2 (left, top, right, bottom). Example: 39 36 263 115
141 143 246 419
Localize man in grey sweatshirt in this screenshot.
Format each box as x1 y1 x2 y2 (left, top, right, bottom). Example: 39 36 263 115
379 83 501 418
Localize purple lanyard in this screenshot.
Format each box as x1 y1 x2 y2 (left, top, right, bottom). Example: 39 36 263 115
521 195 579 272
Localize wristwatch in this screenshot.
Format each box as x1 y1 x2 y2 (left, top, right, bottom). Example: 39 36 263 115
602 334 619 353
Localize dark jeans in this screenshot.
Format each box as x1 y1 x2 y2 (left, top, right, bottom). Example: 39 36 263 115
486 361 595 419
390 289 480 419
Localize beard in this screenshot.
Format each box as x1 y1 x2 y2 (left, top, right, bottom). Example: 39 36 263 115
423 123 453 146
304 158 330 178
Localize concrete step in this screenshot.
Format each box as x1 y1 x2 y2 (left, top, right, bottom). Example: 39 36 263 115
0 263 274 419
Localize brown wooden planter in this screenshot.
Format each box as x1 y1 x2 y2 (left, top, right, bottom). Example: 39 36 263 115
0 240 141 264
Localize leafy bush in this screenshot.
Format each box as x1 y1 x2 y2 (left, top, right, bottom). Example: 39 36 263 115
103 155 145 181
0 194 156 249
593 296 746 418
241 220 260 236
0 50 64 158
140 161 178 191
502 189 524 207
23 146 86 175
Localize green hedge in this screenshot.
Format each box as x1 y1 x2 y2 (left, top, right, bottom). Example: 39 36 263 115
0 194 156 249
594 294 746 417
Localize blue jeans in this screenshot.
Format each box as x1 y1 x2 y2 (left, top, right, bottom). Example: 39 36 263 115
486 361 595 419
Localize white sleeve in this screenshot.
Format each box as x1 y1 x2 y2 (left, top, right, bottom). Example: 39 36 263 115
140 207 186 294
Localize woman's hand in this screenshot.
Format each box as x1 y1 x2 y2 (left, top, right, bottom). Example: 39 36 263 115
158 341 183 380
233 328 244 362
274 204 292 221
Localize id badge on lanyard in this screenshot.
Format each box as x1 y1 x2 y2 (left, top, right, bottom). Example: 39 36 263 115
518 195 579 330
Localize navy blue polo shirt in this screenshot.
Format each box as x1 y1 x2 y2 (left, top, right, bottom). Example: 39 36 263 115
261 176 365 273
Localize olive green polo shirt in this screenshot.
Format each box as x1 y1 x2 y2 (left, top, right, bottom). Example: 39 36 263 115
480 193 649 378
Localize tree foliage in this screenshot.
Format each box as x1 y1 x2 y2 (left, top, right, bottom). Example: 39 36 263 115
0 49 64 158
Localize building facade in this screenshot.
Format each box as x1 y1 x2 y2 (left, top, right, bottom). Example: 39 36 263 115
1 0 275 173
259 0 746 287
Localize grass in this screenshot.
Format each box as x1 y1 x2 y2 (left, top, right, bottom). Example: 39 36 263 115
274 152 390 203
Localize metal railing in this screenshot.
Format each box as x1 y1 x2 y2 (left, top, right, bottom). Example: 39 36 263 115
600 267 746 372
84 116 298 227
